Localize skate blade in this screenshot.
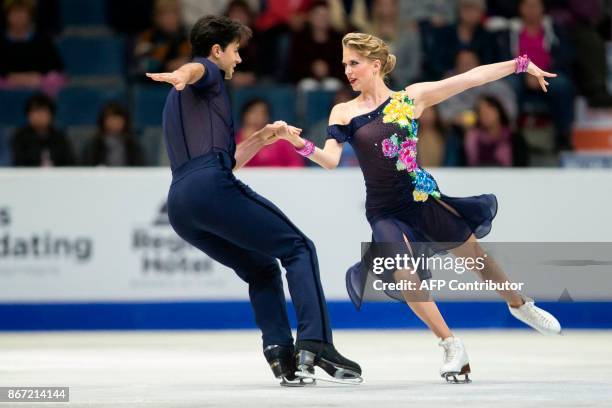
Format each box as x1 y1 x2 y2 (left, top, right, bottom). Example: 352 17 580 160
295 370 364 385
442 364 471 384
280 377 316 387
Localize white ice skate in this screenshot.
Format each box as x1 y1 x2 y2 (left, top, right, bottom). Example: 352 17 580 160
439 336 471 384
508 297 562 335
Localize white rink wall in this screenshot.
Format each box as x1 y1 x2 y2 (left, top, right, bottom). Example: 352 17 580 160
1 168 611 302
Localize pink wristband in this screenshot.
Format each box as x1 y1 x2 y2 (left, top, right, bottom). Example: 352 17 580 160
295 139 315 157
515 54 530 74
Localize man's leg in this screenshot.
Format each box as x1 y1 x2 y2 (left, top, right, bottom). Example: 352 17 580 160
193 177 333 344
176 225 294 348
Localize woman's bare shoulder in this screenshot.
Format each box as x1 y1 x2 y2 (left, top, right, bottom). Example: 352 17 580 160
329 98 361 126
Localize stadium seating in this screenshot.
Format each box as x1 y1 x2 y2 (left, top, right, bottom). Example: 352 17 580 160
0 90 35 126
140 126 164 166
60 0 107 26
0 127 12 167
303 90 335 128
230 86 296 127
65 126 95 163
58 37 125 77
56 86 126 127
132 85 170 128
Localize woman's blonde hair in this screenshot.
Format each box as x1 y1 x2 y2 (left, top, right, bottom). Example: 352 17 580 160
342 32 396 76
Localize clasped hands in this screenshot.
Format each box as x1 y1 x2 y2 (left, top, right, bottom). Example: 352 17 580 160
259 121 302 147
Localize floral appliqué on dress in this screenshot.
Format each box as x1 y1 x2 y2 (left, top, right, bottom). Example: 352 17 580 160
381 91 441 202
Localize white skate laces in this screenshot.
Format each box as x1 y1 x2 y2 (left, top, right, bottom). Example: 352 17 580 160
438 337 471 384
508 297 562 335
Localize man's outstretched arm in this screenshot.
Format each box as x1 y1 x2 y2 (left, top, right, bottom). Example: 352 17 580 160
146 63 205 90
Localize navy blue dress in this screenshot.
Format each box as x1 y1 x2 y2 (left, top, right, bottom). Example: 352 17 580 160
327 92 498 309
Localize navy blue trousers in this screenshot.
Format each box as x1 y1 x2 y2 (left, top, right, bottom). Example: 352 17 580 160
167 152 333 347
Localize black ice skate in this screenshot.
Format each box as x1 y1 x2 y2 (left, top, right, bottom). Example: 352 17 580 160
294 340 363 385
263 345 314 387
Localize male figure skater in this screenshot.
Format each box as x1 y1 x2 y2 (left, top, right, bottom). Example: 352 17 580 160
147 15 362 385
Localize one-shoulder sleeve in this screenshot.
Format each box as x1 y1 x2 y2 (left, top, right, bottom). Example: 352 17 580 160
191 57 222 92
327 124 351 143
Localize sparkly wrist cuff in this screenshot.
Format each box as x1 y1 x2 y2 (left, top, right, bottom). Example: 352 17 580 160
515 54 530 74
295 139 315 157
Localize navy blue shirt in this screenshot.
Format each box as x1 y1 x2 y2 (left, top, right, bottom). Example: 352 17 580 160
162 57 235 171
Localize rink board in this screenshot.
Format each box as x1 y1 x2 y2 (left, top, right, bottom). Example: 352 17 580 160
1 168 611 329
0 300 611 330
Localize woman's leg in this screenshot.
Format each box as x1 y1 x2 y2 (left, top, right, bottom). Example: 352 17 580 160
434 199 524 307
434 200 560 335
393 237 470 383
448 233 524 307
397 270 453 339
394 234 453 339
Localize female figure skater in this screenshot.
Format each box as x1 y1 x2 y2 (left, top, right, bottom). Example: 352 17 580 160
277 32 562 383
147 16 362 386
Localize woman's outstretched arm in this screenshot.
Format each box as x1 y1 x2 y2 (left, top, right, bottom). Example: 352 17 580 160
406 58 556 116
280 104 345 170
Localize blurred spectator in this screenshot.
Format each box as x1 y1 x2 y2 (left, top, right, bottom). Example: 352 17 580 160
107 0 154 35
425 0 498 80
236 98 305 167
365 0 422 86
506 0 574 149
133 0 190 76
306 88 354 148
11 93 74 166
438 49 517 127
328 0 371 33
0 0 66 96
0 0 60 35
399 0 456 84
399 0 456 26
225 0 259 87
256 0 308 32
287 1 345 90
369 0 400 42
564 0 612 107
304 87 359 167
181 0 259 30
464 95 514 167
257 0 310 80
417 106 462 167
390 27 423 86
181 0 230 30
486 0 519 18
600 0 611 40
82 102 144 167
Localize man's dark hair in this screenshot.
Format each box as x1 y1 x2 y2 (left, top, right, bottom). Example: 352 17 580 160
25 93 55 116
190 15 252 57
